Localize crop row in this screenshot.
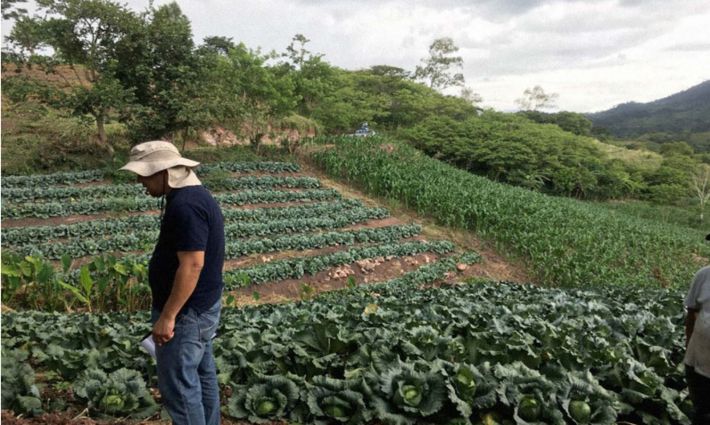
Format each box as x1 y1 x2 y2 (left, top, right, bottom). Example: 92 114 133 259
2 184 145 203
307 136 708 288
9 224 422 260
1 277 689 423
0 169 106 188
2 203 387 246
1 238 463 312
205 175 320 191
2 189 342 219
1 176 322 203
0 162 301 188
0 252 473 417
224 239 456 287
198 161 300 174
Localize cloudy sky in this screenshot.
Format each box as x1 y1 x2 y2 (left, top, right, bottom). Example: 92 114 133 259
4 0 710 112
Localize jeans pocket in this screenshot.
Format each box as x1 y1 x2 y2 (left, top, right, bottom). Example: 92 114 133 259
198 302 221 342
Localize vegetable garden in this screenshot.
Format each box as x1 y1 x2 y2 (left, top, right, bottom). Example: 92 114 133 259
0 155 701 424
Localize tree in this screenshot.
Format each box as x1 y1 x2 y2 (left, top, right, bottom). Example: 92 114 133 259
659 141 694 157
5 16 47 59
691 164 710 223
516 85 558 111
280 34 334 117
2 0 27 20
201 42 297 150
284 33 320 70
24 0 142 153
201 36 235 56
414 37 465 90
460 86 482 107
368 65 410 79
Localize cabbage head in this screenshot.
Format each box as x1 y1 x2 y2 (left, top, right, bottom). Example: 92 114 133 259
72 368 158 418
372 360 446 424
305 376 371 424
228 375 299 423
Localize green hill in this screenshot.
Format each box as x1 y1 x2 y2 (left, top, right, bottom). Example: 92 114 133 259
586 80 710 151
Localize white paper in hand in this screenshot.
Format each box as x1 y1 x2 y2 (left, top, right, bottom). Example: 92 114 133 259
141 334 157 359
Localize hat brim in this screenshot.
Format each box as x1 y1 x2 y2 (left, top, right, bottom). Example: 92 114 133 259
119 158 200 176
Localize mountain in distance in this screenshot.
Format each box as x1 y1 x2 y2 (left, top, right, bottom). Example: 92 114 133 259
586 79 710 140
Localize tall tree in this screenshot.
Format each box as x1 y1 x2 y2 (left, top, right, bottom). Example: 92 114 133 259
26 0 141 153
201 36 235 56
284 33 319 70
280 33 334 116
5 16 47 58
516 85 558 111
691 164 710 223
2 0 28 20
121 1 211 143
460 86 482 107
414 37 465 90
199 42 297 149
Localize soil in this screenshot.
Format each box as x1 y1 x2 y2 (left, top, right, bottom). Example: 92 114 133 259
227 251 441 307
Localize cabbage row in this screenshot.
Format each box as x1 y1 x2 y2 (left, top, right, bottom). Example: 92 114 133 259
2 189 341 218
224 239 456 286
2 205 388 247
1 176 321 203
1 200 370 244
2 184 146 203
206 175 321 191
307 136 708 288
0 169 106 188
8 223 422 260
1 278 691 424
198 161 300 174
0 161 300 189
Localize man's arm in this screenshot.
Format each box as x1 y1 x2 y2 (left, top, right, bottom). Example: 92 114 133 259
685 308 698 348
153 250 205 344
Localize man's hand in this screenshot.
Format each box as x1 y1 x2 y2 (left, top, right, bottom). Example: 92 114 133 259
153 251 204 346
153 315 176 345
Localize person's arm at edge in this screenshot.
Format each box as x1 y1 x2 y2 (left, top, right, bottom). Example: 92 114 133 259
685 308 698 348
153 250 205 344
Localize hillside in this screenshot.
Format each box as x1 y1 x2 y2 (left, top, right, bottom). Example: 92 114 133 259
586 80 710 147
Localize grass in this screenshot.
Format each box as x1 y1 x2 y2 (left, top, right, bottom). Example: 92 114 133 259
590 138 663 173
599 198 707 231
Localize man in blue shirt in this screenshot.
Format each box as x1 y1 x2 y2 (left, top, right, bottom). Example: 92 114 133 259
121 141 225 425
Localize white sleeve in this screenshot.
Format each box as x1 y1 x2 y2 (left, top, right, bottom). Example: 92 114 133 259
685 267 710 309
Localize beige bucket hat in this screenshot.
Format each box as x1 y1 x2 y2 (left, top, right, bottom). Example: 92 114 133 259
120 141 202 188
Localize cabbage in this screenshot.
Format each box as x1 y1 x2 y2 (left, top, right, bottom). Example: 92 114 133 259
255 398 277 416
305 376 371 424
398 383 423 407
517 396 541 421
100 394 125 413
568 400 591 423
373 360 446 424
227 375 299 423
72 368 157 419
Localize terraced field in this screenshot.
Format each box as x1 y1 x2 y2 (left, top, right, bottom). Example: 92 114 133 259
1 162 477 309
0 159 697 424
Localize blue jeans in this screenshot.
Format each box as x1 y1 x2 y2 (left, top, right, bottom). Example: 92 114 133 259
151 301 221 425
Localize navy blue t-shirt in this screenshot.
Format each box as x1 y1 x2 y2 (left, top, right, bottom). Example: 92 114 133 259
149 185 225 313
